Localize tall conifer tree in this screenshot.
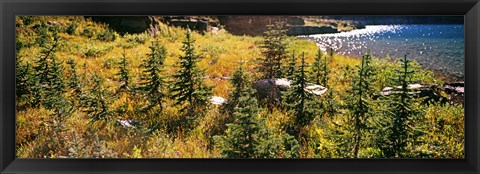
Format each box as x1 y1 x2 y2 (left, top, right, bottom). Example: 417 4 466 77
138 41 168 112
66 58 84 101
285 52 317 137
310 49 328 86
286 52 297 80
376 55 419 158
347 50 376 158
258 21 288 79
32 30 67 109
81 73 112 124
215 64 299 158
225 61 250 114
16 55 33 109
117 49 130 94
171 29 212 117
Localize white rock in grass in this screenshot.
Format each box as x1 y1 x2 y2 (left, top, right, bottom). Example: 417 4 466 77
210 96 227 105
116 119 136 128
305 85 328 96
275 78 291 89
408 84 423 89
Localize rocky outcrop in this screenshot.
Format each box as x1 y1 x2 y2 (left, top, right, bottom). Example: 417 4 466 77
252 78 328 107
443 82 464 105
252 79 284 107
325 16 464 25
161 16 220 34
90 16 161 36
218 16 365 36
88 16 362 37
286 25 338 36
218 16 301 36
379 82 464 105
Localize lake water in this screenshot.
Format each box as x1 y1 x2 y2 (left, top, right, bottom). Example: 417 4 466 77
301 25 465 81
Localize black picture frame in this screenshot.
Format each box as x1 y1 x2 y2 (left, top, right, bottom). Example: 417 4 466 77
1 0 479 173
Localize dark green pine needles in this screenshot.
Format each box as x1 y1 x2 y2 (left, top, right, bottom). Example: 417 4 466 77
215 64 300 158
376 55 420 158
137 41 168 113
310 48 331 87
32 30 68 110
80 73 112 124
65 58 84 101
258 21 288 79
348 51 376 158
285 52 318 138
170 29 213 117
286 52 297 80
224 61 250 114
116 49 131 94
215 64 263 158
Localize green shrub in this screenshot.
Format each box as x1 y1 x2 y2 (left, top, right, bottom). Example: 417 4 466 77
81 27 98 38
125 33 149 44
83 45 113 58
66 21 78 35
97 29 117 42
20 16 34 26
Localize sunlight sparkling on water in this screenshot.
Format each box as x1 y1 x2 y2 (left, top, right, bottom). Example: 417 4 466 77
299 25 465 80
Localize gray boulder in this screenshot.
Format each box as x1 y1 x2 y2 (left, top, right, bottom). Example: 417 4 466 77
210 96 227 105
378 83 458 105
444 81 464 95
252 79 283 107
252 78 328 108
443 82 464 105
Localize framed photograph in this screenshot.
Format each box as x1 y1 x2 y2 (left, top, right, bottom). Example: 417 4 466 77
1 0 479 173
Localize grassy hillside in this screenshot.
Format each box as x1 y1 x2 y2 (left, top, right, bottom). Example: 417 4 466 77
15 16 463 158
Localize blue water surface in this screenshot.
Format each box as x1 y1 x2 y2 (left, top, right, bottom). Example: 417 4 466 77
303 25 465 80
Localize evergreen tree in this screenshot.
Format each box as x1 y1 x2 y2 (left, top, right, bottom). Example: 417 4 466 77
285 52 317 137
138 41 168 112
286 52 297 80
116 49 130 94
65 58 84 101
324 49 335 117
35 21 49 47
49 89 74 133
326 48 333 86
33 33 58 87
170 29 213 117
347 51 376 158
16 55 32 109
376 55 419 158
32 30 67 109
215 79 261 158
214 70 299 158
309 48 336 118
42 56 67 109
81 73 112 124
310 49 329 86
258 21 288 79
224 61 251 114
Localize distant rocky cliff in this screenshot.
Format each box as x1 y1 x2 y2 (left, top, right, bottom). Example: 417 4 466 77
325 16 464 25
218 16 363 36
90 16 161 36
88 16 460 37
90 16 362 37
